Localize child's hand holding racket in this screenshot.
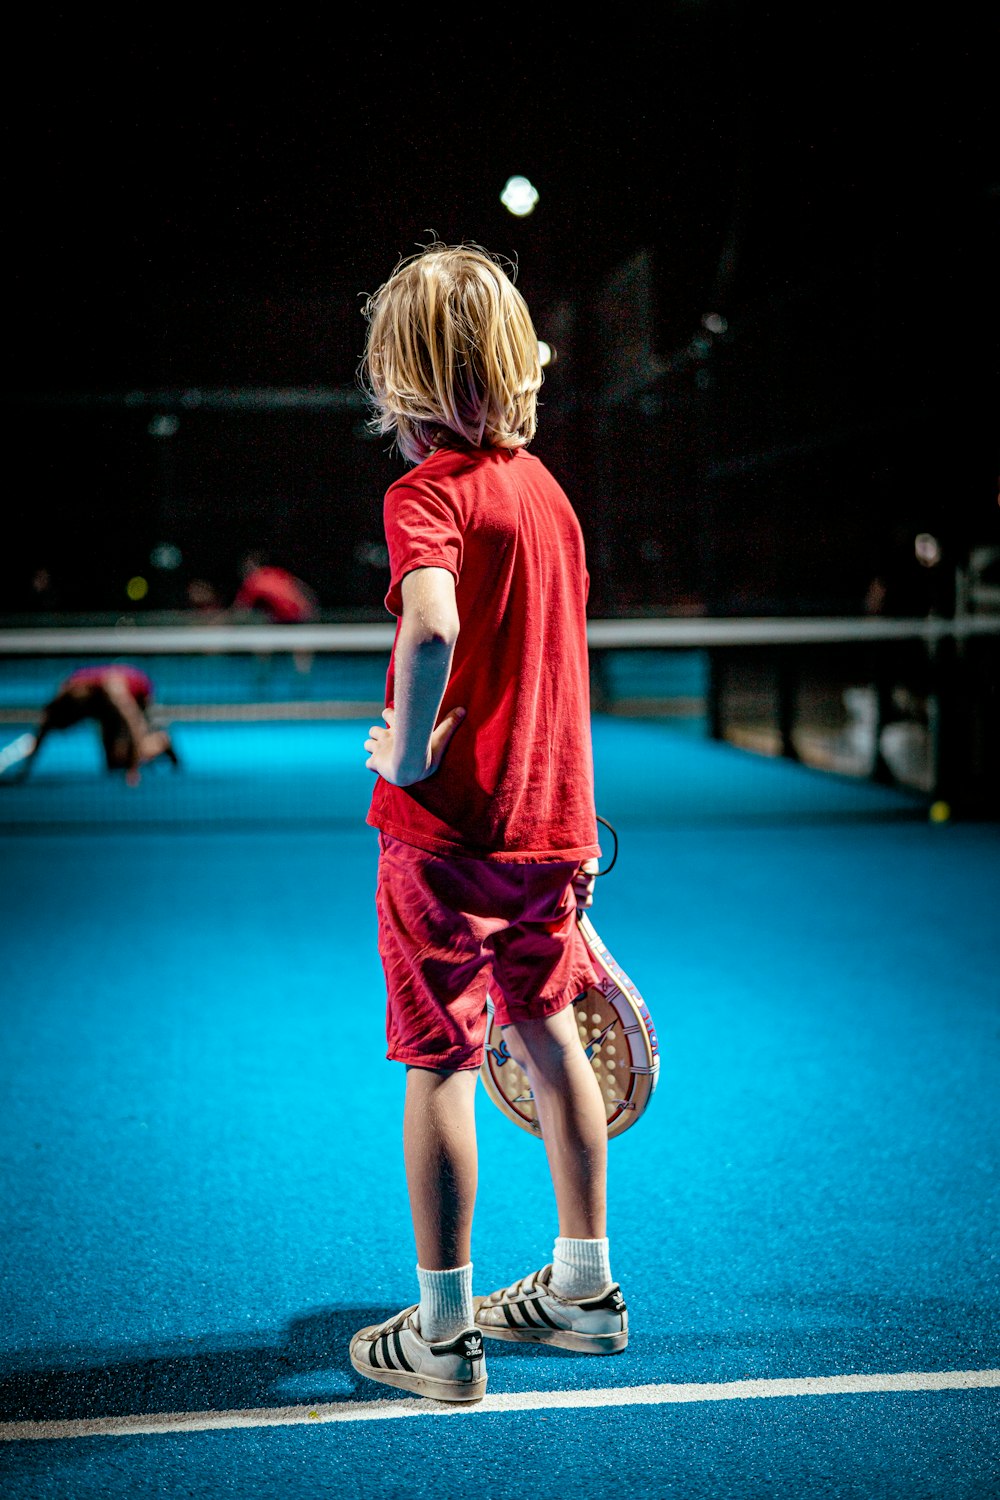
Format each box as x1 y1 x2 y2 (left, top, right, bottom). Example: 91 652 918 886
573 858 599 908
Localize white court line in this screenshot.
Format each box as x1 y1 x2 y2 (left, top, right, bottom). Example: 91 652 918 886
2 1369 998 1442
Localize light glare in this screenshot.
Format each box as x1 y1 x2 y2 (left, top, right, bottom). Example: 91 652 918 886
151 542 182 570
500 175 539 217
915 533 941 567
148 414 179 438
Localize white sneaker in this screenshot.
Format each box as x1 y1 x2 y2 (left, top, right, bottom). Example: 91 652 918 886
349 1305 487 1403
475 1264 628 1353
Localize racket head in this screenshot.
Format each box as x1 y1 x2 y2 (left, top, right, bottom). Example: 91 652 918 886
480 1001 543 1136
479 911 659 1140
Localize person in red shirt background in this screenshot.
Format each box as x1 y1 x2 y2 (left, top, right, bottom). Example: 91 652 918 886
349 244 626 1405
0 664 178 785
232 554 319 623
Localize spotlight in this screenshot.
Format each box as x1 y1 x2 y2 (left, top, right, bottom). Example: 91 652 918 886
126 576 149 601
500 175 539 217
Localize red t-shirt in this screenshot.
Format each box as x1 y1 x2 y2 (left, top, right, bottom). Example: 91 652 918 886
366 445 600 863
64 664 153 704
233 567 317 623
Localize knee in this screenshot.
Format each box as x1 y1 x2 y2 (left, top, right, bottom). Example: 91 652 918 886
504 1012 579 1077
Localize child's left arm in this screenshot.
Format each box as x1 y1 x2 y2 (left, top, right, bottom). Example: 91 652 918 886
365 566 465 787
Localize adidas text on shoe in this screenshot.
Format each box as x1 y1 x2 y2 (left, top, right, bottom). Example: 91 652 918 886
474 1264 628 1353
349 1306 487 1402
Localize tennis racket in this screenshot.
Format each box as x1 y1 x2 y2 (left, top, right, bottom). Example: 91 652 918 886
480 819 659 1140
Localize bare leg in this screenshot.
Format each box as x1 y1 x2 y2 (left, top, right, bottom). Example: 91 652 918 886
403 1065 479 1269
505 1005 607 1239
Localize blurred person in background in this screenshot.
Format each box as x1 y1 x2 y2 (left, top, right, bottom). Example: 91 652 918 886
29 565 63 613
4 564 64 614
856 520 955 791
864 519 955 621
232 552 319 676
232 553 320 624
186 577 226 620
0 664 179 785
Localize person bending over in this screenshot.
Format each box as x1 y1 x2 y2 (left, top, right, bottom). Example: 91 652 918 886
1 664 178 785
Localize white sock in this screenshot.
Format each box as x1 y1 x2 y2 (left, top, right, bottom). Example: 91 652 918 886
416 1263 474 1342
550 1236 612 1298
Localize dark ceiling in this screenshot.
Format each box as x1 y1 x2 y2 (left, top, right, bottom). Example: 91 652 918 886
16 7 997 391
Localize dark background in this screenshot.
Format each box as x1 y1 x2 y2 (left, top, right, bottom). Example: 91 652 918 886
10 5 999 619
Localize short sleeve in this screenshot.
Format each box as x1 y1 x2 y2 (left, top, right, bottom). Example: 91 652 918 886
383 480 464 616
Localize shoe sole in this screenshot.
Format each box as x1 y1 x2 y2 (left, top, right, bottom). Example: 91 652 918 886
477 1325 628 1354
349 1344 487 1403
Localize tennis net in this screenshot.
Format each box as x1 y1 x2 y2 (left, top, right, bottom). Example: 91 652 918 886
0 615 996 828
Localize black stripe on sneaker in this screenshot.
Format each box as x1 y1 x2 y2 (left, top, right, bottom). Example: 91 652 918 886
526 1296 561 1329
514 1300 544 1329
502 1304 520 1330
392 1330 414 1373
369 1340 380 1369
380 1333 395 1370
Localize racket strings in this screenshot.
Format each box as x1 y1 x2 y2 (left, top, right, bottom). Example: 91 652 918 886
481 906 658 1139
483 976 647 1129
575 989 630 1110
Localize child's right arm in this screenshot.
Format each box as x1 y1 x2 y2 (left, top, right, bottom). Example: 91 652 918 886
365 566 465 787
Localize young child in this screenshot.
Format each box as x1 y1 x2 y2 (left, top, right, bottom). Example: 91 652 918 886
351 244 627 1404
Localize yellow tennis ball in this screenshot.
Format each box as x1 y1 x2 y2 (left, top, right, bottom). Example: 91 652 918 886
929 800 951 823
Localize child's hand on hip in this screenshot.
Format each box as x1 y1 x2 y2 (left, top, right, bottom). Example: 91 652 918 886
366 705 466 786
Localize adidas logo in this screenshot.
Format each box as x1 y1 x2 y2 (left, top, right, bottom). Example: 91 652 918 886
611 1289 624 1308
463 1334 484 1359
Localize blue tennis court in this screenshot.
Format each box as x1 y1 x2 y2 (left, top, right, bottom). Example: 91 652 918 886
1 712 998 1498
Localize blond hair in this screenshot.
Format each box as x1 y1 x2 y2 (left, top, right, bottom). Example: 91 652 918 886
359 243 542 464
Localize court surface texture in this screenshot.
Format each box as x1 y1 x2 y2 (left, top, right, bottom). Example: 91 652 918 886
1 715 998 1498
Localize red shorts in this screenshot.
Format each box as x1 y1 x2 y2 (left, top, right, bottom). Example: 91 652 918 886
375 834 598 1070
